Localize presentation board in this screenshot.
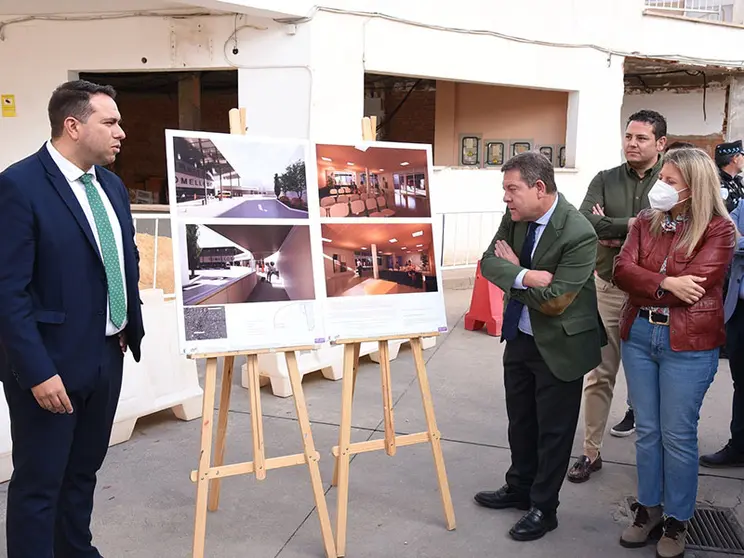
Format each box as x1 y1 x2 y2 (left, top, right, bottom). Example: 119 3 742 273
165 130 448 354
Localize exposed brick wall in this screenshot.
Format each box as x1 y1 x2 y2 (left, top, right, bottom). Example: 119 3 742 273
381 89 436 148
109 89 237 203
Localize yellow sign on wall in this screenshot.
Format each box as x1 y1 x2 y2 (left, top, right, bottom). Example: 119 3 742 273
2 95 16 117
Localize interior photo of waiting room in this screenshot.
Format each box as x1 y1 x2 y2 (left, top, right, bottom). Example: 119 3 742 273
321 223 438 297
316 143 431 218
170 134 309 218
179 223 315 311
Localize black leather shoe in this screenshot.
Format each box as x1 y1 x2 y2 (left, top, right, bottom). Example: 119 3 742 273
474 484 530 510
509 507 558 542
700 442 744 468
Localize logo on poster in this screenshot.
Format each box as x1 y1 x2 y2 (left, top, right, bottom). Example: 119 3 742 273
175 172 212 188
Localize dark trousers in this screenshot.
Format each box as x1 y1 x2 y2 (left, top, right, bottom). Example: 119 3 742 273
727 300 744 452
4 335 124 558
503 332 583 515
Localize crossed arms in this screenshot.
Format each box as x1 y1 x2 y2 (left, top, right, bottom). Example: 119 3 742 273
614 216 735 306
579 172 634 241
480 213 598 317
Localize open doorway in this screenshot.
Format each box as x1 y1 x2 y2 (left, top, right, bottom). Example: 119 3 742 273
79 70 238 205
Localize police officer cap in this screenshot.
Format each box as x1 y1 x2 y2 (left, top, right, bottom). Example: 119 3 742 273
716 140 744 157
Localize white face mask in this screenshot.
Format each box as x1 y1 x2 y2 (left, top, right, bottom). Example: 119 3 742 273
648 179 688 212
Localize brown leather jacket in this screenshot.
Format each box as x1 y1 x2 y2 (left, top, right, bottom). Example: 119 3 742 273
613 211 735 352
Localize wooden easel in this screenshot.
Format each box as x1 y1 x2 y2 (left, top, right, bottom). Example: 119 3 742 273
330 333 456 557
228 107 247 135
361 116 377 141
189 348 336 558
188 110 335 558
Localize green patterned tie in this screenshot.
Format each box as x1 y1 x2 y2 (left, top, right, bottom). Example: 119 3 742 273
80 173 127 328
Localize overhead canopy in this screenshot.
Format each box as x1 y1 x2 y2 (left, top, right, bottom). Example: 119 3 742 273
175 137 235 178
206 224 293 258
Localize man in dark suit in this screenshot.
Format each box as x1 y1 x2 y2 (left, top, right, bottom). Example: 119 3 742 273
474 151 604 541
0 80 144 558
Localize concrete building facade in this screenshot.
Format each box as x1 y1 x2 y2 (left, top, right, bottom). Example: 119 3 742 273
2 0 744 272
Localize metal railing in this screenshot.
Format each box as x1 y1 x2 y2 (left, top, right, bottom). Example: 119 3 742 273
644 0 733 22
440 210 504 269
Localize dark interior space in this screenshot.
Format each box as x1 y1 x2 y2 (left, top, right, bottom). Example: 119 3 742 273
80 70 238 205
364 73 436 148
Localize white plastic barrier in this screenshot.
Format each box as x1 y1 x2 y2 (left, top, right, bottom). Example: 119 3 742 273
110 289 203 444
0 288 203 483
244 337 437 398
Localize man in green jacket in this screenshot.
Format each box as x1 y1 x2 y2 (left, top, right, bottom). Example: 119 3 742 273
473 151 604 542
568 110 667 484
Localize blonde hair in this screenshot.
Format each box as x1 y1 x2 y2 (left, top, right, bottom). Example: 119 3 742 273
649 147 736 256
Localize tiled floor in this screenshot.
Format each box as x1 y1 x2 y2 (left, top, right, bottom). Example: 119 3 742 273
390 192 431 218
339 278 422 296
246 278 290 302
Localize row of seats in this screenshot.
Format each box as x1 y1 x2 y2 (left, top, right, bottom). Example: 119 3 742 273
320 195 396 218
329 187 353 195
320 191 381 206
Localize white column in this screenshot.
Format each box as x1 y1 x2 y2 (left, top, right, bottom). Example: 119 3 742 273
565 91 580 169
733 0 744 24
235 13 365 142
235 24 314 139
179 223 190 286
308 12 365 142
371 243 379 279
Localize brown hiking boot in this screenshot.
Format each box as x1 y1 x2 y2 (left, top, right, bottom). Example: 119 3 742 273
656 517 687 558
620 502 663 548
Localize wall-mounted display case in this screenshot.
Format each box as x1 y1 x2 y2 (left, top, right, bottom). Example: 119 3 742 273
460 134 481 166
483 140 507 167
509 140 533 158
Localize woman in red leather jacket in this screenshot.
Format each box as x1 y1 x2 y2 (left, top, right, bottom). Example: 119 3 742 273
613 147 736 558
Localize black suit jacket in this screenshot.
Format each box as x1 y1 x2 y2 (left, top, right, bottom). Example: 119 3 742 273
0 145 144 391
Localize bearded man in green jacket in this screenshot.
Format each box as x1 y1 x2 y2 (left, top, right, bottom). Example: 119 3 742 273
473 151 605 542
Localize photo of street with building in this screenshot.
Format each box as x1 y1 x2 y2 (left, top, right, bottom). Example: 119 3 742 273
316 143 431 218
321 222 438 297
179 223 315 315
170 133 309 218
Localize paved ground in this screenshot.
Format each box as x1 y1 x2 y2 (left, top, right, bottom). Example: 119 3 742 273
1 288 743 558
220 199 308 219
246 278 290 302
178 197 309 219
184 306 228 341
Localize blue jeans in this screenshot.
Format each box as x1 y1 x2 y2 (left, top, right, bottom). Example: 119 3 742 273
621 316 719 521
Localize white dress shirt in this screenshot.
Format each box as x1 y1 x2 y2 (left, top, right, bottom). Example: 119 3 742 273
512 195 559 336
46 141 128 336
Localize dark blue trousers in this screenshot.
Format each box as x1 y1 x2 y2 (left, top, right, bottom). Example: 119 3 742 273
728 300 744 453
4 335 123 558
